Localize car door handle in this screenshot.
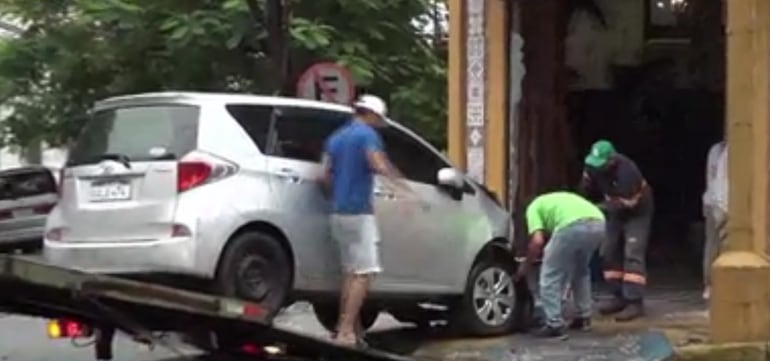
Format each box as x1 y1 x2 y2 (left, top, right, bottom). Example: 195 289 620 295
373 188 395 200
276 168 302 184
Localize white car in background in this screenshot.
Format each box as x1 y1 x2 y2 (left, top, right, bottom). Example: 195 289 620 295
0 166 58 252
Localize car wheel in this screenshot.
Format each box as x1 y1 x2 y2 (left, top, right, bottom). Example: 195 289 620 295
215 231 291 321
452 257 517 336
312 301 379 334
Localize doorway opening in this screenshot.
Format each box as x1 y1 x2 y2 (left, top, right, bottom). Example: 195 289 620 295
513 0 725 286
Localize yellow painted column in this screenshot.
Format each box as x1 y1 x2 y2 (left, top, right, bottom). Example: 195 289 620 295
484 0 509 201
710 0 770 343
446 0 466 170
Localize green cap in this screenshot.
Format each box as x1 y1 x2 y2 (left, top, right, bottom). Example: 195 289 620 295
585 140 616 168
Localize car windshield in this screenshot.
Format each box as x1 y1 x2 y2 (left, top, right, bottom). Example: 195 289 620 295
67 104 200 166
0 168 57 201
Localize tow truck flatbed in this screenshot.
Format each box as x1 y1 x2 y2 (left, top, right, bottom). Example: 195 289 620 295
0 254 416 361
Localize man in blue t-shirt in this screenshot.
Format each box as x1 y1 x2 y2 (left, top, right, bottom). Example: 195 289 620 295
320 94 412 347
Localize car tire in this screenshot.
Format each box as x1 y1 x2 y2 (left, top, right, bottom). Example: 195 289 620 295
312 301 379 334
215 231 291 321
452 256 517 336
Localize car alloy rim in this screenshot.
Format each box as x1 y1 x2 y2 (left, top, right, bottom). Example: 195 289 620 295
472 267 516 327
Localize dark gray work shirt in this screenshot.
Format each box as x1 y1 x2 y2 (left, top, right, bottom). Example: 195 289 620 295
583 153 653 216
584 154 645 199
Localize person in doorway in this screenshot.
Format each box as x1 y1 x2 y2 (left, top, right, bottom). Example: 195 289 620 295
319 94 413 347
579 139 654 322
702 140 727 300
515 191 606 338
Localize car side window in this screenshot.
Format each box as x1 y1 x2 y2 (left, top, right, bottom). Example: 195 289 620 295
271 107 349 163
379 127 449 185
227 104 349 163
226 104 273 150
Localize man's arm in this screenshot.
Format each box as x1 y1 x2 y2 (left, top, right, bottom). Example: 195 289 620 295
516 202 546 279
318 153 332 196
578 169 593 197
364 132 413 194
518 230 546 278
610 161 646 208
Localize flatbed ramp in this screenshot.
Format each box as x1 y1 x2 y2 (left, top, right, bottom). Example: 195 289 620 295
0 255 416 361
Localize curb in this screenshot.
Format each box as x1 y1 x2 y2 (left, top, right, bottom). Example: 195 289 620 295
669 342 769 361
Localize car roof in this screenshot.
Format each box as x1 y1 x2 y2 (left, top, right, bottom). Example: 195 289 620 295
91 91 451 168
0 165 53 177
93 92 355 114
93 91 416 138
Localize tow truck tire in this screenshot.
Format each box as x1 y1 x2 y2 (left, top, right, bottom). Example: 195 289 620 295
216 231 291 321
452 256 517 336
312 301 379 334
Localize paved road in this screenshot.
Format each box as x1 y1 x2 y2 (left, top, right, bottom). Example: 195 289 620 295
0 303 404 361
0 286 694 361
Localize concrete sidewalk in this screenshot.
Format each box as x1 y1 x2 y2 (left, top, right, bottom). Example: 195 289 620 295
379 277 709 361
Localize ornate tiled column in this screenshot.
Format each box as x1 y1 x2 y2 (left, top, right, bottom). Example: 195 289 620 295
447 0 510 201
465 0 487 183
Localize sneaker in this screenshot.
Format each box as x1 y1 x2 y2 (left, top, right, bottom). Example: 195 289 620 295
615 302 644 322
568 317 591 331
531 325 568 339
598 297 626 315
702 286 710 301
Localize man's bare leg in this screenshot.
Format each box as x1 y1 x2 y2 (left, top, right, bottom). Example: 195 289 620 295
335 273 354 336
335 274 371 345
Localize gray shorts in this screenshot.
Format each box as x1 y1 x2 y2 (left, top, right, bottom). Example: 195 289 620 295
330 214 382 275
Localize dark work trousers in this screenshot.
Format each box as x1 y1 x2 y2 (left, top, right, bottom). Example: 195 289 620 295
601 188 654 302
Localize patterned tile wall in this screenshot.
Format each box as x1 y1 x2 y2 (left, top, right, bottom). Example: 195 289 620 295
465 0 486 183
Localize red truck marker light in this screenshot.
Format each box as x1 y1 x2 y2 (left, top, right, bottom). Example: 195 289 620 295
243 303 264 317
47 319 92 339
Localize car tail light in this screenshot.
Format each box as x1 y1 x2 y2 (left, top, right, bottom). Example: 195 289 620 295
177 151 238 193
177 162 211 192
47 319 92 339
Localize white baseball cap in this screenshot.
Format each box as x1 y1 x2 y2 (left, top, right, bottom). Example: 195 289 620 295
353 94 387 118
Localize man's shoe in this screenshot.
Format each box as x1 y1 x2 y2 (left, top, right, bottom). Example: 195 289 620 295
614 302 644 322
598 297 626 315
531 325 568 339
568 317 591 331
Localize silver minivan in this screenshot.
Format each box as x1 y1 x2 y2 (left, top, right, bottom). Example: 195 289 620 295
44 92 529 336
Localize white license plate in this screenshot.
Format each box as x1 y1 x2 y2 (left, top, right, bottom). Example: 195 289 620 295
89 181 132 202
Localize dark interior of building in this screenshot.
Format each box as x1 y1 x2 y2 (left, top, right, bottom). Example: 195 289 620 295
563 0 725 281
510 0 726 289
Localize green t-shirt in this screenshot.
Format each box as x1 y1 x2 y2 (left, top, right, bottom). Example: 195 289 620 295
525 192 605 235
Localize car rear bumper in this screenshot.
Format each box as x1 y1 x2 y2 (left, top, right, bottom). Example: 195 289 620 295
43 237 203 276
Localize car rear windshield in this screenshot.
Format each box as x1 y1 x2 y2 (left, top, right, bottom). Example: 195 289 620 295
67 104 199 166
0 168 57 201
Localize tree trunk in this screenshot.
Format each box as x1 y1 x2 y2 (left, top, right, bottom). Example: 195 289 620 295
513 0 574 242
247 0 291 94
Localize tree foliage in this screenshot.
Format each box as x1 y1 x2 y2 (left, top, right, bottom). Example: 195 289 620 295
0 0 447 149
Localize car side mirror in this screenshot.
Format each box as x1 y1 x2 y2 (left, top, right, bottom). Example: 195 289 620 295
437 167 464 189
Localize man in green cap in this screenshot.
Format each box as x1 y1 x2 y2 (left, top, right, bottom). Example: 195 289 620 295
579 139 654 322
